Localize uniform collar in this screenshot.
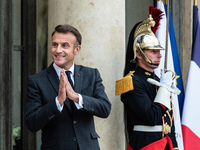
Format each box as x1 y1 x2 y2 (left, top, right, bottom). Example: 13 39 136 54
136 66 155 78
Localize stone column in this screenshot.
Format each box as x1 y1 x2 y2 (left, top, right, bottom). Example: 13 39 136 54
48 0 125 149
182 0 193 89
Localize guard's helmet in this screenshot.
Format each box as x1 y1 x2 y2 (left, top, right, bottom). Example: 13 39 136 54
132 15 164 64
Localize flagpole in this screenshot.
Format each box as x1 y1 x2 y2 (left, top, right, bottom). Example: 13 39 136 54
194 0 197 6
164 0 169 69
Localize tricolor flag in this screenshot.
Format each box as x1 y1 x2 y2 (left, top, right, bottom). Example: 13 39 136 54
182 4 200 149
154 1 184 149
164 4 185 117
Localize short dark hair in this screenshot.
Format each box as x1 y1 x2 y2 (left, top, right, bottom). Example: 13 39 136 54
52 24 82 47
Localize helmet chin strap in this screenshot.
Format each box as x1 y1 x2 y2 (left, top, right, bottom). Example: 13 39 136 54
138 47 159 67
150 62 159 66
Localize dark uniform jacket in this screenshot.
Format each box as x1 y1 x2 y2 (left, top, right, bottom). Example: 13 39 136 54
25 63 111 150
121 66 177 150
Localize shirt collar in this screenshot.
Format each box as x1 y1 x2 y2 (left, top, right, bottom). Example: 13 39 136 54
53 62 74 79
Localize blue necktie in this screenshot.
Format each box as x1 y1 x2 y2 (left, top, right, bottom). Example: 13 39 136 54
65 71 74 88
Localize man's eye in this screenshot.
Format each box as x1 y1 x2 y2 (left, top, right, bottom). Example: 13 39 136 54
52 43 57 47
62 44 69 48
152 50 157 53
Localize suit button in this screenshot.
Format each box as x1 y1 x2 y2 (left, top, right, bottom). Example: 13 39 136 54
74 137 77 141
73 120 76 124
89 107 94 111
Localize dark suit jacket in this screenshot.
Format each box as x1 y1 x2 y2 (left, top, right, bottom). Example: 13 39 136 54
25 63 111 150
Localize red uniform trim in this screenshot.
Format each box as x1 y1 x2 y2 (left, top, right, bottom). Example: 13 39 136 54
126 135 173 150
126 143 133 150
141 135 173 150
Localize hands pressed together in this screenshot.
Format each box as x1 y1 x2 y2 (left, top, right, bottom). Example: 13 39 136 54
57 69 79 105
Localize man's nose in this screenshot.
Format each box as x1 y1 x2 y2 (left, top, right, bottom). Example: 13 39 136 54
56 45 62 52
158 52 162 58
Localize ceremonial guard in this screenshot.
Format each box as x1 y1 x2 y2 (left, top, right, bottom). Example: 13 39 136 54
115 14 180 150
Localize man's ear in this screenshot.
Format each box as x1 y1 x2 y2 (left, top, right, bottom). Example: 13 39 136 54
74 45 81 55
136 51 142 60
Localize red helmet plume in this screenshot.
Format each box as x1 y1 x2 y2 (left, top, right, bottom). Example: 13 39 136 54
149 6 164 34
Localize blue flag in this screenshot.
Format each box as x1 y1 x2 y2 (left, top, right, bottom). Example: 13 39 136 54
192 6 200 65
165 5 185 117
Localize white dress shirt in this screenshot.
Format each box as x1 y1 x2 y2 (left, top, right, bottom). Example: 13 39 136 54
53 62 84 112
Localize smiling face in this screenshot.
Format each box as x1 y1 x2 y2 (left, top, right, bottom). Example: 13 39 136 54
51 32 81 70
137 49 162 72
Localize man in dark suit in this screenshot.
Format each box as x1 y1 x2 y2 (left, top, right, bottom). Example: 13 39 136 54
25 24 111 150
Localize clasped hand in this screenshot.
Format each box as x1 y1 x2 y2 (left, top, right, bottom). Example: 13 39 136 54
147 69 181 95
57 69 79 105
160 69 173 87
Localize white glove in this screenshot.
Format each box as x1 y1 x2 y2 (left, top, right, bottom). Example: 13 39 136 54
147 78 181 94
147 70 181 110
160 69 173 87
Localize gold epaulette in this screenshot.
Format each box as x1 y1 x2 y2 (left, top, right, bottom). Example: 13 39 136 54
115 71 135 96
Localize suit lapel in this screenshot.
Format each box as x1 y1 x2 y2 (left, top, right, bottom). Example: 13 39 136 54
74 64 82 94
47 63 59 94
